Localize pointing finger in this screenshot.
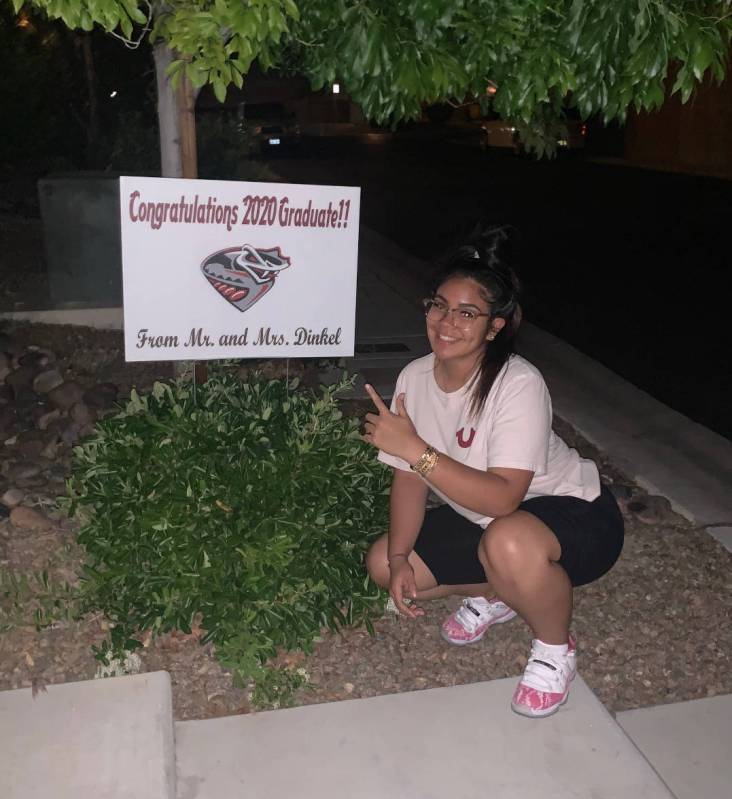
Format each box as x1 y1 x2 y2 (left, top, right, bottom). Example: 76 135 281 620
364 383 389 415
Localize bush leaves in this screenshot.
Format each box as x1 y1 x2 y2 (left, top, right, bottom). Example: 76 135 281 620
68 369 390 697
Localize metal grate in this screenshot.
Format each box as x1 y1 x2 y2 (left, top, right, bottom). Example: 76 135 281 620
355 341 410 354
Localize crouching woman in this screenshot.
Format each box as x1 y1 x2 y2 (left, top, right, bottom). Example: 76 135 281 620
363 228 624 718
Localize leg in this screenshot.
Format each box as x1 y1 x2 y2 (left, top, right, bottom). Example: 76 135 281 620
478 511 577 717
478 511 572 645
365 533 491 600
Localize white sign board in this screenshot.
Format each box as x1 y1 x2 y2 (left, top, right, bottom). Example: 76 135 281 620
119 176 360 361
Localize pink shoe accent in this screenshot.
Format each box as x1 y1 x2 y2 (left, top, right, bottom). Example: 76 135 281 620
440 597 517 646
511 684 568 715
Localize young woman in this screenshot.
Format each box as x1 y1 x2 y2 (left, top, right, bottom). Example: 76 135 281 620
362 228 624 718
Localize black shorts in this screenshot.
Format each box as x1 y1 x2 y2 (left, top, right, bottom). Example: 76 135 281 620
413 485 624 588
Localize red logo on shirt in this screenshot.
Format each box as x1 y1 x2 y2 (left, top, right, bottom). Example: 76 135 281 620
456 427 476 448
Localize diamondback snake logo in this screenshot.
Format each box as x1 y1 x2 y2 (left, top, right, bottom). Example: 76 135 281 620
201 244 291 313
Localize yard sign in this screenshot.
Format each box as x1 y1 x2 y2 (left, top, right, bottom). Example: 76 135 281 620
119 176 360 362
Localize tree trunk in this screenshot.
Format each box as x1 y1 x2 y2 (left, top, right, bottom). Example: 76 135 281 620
153 42 199 179
153 42 183 178
178 70 198 179
153 42 202 379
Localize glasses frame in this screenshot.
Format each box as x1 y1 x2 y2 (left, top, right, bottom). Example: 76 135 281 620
422 297 492 330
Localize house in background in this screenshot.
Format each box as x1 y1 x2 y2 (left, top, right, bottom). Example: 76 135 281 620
624 63 732 179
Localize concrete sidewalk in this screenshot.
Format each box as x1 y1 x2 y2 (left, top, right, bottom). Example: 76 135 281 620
176 676 674 799
0 671 677 799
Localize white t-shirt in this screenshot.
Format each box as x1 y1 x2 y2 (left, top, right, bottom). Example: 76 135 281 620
378 353 600 528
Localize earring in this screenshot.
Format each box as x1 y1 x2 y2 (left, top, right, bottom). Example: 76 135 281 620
486 332 496 341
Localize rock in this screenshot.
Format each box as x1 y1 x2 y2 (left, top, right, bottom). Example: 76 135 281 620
79 422 96 438
32 369 64 395
0 504 8 519
1 487 25 508
37 409 62 430
40 439 60 460
70 402 93 426
20 350 54 370
17 429 45 444
61 421 82 447
7 461 42 482
18 438 45 459
30 403 51 425
48 380 84 411
627 494 677 525
5 365 37 396
16 474 47 489
608 483 633 502
9 505 54 532
0 384 13 403
44 417 67 438
0 352 10 381
0 405 17 437
45 464 69 483
83 382 119 409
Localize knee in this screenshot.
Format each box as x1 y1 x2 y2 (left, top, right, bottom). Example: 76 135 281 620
479 516 532 577
365 534 390 589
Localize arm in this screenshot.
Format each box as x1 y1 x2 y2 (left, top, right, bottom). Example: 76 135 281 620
387 467 430 560
386 468 429 617
365 386 535 519
403 445 533 519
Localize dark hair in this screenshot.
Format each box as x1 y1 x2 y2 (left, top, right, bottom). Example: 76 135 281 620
430 225 522 416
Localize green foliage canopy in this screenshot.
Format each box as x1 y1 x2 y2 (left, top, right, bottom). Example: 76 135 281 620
297 1 732 123
13 1 732 148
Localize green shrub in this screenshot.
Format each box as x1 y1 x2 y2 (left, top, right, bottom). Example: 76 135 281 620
66 370 390 695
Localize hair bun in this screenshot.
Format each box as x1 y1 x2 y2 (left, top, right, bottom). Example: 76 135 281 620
472 225 512 270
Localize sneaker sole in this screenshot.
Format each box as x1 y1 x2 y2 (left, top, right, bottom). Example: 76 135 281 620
440 609 518 646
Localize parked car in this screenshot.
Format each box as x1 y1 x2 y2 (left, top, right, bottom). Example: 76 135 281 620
237 103 301 156
480 114 586 153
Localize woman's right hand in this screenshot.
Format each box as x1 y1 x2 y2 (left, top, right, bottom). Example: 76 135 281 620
388 557 424 619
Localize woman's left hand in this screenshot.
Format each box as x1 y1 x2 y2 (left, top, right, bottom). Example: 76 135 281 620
363 385 424 462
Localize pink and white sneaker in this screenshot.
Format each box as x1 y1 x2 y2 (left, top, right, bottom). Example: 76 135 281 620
511 636 577 718
440 597 517 645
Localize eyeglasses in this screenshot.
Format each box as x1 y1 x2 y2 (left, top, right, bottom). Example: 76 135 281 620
423 298 491 329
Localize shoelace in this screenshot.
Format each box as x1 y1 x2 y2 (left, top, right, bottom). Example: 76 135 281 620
521 647 571 693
